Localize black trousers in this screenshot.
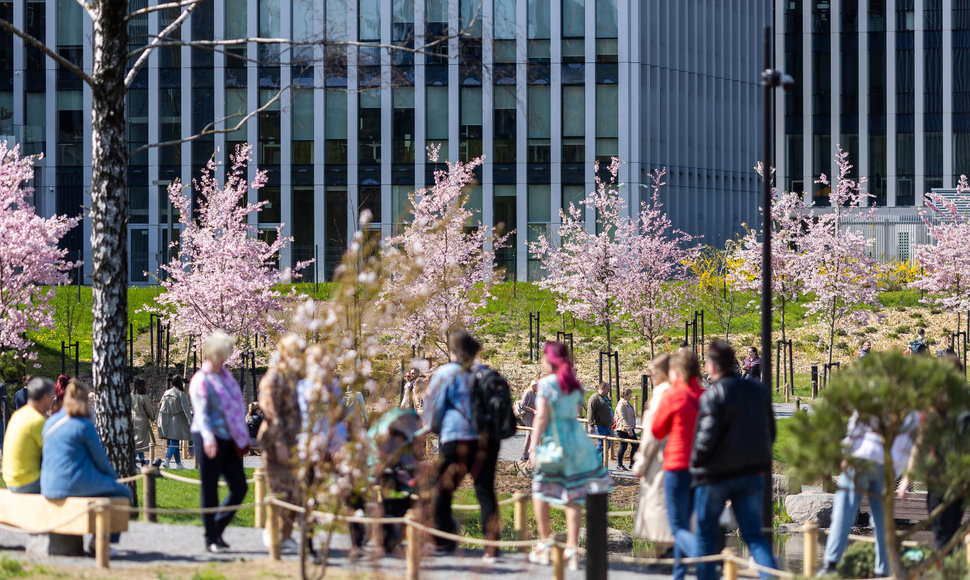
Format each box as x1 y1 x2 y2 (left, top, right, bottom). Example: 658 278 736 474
432 438 500 554
927 489 965 551
194 434 249 544
616 429 639 465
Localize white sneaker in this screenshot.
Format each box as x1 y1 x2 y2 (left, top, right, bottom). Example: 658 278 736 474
174 462 186 470
160 461 171 469
262 529 271 549
280 538 299 551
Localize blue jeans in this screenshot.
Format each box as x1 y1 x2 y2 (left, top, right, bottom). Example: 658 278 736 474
9 479 40 494
135 452 145 464
166 439 181 463
592 425 611 463
664 470 697 580
824 462 888 576
695 473 777 580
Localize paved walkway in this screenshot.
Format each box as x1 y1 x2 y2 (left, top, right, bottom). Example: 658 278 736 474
0 522 674 578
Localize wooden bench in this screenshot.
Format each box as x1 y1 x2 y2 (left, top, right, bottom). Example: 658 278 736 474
0 490 129 567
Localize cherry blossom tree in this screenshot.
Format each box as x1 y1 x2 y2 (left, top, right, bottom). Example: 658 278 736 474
382 147 506 356
728 165 809 342
617 168 699 358
0 144 79 361
800 147 881 364
530 159 628 353
151 145 306 353
912 175 970 314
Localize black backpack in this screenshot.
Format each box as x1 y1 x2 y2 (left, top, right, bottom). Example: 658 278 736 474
909 339 928 355
469 366 517 441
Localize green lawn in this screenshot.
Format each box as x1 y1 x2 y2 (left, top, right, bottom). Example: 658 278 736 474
135 468 257 527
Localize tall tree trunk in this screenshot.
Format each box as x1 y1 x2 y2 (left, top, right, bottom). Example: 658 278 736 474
90 2 133 482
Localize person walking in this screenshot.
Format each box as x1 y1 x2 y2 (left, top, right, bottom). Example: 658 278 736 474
399 367 425 410
691 339 777 580
158 375 192 469
518 377 538 461
131 378 155 466
614 388 638 470
587 381 613 464
422 331 501 561
12 375 31 412
49 374 69 416
2 377 54 493
858 340 871 360
651 350 704 580
189 330 250 554
632 354 675 547
528 341 611 571
257 334 304 552
819 410 919 576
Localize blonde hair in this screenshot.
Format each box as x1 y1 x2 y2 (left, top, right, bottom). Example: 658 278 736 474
203 330 235 362
63 379 91 418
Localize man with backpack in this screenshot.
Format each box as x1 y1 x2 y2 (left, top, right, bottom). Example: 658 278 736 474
422 330 515 563
907 328 929 355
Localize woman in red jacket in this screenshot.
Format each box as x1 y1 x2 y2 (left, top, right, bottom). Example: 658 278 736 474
651 350 704 580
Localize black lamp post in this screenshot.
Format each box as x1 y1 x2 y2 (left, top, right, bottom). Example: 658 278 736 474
760 25 793 534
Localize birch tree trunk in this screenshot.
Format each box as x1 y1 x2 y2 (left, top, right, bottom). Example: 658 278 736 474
90 0 133 481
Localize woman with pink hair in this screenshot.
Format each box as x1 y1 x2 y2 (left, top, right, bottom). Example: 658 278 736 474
528 341 612 570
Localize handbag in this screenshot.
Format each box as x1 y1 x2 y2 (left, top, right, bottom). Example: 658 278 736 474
534 414 565 474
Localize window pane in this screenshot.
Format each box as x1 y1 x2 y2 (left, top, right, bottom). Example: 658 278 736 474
57 0 82 46
562 86 584 136
426 85 448 139
563 0 584 38
427 0 447 23
460 86 482 125
460 0 482 36
359 0 380 40
596 0 617 38
326 0 347 39
293 88 313 141
494 0 515 39
528 0 550 39
528 184 550 222
325 89 347 139
393 0 413 23
596 84 617 137
226 0 247 38
293 0 315 42
528 85 550 138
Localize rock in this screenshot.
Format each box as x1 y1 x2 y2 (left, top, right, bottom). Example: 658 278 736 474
26 533 84 556
579 526 633 553
785 493 835 527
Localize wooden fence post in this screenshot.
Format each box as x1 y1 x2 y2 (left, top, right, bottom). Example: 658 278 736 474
550 533 565 580
964 533 970 572
253 468 266 528
721 548 738 580
141 465 157 523
513 491 529 551
94 499 111 568
802 521 818 577
406 510 421 580
266 497 281 560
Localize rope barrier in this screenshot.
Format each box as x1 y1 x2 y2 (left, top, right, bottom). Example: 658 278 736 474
724 552 797 579
116 474 143 484
404 516 537 549
109 501 260 515
156 470 255 486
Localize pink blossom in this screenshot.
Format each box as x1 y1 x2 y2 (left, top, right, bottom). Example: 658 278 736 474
0 144 79 359
912 175 970 312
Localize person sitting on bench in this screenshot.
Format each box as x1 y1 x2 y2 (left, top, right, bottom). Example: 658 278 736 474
41 379 131 502
2 377 55 493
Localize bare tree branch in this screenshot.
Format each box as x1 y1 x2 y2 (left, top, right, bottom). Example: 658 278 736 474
129 88 282 157
124 0 201 88
0 18 93 86
73 0 96 21
124 0 203 23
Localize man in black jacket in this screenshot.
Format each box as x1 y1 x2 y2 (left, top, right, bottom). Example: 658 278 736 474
691 339 777 580
587 381 613 463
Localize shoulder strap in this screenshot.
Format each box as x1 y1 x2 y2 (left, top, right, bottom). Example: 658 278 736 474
43 415 71 444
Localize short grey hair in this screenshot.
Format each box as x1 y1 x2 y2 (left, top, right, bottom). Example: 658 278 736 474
203 330 235 362
26 377 54 402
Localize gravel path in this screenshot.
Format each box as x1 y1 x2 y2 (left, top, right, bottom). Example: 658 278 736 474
0 522 676 579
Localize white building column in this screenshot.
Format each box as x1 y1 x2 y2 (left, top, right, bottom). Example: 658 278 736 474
886 2 897 206
279 0 293 267
482 0 494 250
915 0 925 202
943 0 953 187
858 0 869 192
515 0 527 280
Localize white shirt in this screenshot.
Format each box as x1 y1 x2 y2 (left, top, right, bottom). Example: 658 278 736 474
843 410 920 477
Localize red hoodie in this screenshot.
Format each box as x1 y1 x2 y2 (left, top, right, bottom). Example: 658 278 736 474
651 376 704 471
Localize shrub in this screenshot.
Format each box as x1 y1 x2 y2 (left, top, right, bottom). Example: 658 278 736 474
836 341 849 351
837 542 875 578
865 326 878 334
894 325 912 336
931 308 943 315
835 329 849 337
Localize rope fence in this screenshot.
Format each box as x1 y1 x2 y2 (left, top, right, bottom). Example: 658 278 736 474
1 466 953 579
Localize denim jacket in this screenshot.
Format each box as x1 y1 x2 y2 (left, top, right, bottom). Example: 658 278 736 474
422 362 477 444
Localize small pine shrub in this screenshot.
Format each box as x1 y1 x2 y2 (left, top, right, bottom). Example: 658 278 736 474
894 325 912 336
835 329 849 337
837 542 875 579
865 326 879 334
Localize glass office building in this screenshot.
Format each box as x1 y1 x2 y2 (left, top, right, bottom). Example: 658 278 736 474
777 0 969 209
9 0 769 283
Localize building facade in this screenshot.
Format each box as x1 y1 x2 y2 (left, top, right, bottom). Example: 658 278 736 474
9 0 768 284
776 0 970 209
